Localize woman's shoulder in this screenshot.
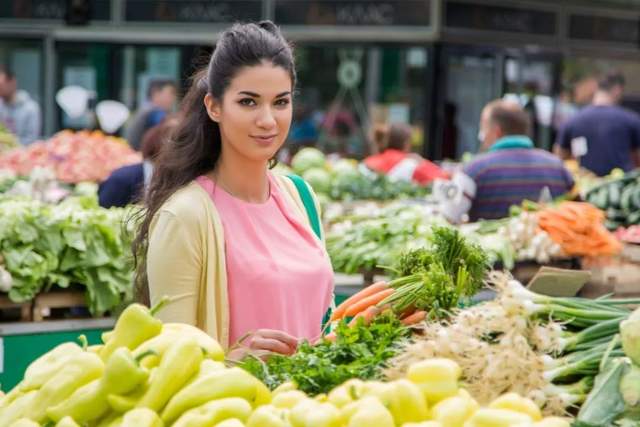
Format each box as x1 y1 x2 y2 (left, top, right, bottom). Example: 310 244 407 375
156 180 214 225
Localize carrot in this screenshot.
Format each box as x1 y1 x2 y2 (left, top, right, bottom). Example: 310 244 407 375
344 288 395 318
401 310 427 326
330 281 388 321
348 305 381 327
324 332 337 342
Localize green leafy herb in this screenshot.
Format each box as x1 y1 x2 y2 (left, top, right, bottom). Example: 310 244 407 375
240 313 411 395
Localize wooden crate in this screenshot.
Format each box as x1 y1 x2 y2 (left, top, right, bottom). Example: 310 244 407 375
581 251 640 297
32 291 88 321
0 294 32 322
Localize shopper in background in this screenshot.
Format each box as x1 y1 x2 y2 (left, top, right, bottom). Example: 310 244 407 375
364 122 448 185
0 65 41 145
462 99 573 221
554 71 640 176
99 116 177 208
125 78 177 151
132 22 333 360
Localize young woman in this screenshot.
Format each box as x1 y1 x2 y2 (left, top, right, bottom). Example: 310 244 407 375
132 22 334 360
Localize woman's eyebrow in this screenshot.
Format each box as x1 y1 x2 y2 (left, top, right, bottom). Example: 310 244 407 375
237 91 291 98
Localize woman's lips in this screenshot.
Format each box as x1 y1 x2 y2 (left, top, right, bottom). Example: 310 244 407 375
251 134 277 145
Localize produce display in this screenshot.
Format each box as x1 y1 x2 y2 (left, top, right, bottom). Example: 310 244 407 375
329 227 489 326
387 273 640 418
0 299 574 427
0 193 134 314
585 169 640 230
0 167 76 203
0 123 19 153
290 148 430 202
0 130 141 184
537 202 621 257
326 203 446 274
615 225 640 245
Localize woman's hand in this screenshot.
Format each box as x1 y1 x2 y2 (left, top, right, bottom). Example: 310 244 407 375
227 329 299 361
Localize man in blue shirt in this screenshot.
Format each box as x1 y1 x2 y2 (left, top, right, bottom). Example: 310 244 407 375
124 79 176 151
554 71 640 176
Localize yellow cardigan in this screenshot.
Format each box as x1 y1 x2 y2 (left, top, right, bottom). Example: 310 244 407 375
146 174 324 349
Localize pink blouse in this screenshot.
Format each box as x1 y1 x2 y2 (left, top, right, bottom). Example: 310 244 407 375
196 174 334 345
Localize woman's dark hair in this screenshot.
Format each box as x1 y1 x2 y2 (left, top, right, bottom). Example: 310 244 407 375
131 21 296 303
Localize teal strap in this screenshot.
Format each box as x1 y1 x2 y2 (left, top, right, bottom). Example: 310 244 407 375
287 174 322 240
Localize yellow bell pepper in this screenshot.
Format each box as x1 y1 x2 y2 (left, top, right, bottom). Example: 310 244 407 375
19 343 83 392
136 336 203 413
246 405 290 427
47 347 151 423
161 323 225 361
407 359 461 405
215 419 246 427
99 302 165 362
347 398 394 427
464 408 533 427
272 390 308 409
364 380 428 425
327 379 365 408
94 412 122 427
22 352 104 424
55 416 81 427
272 382 297 395
430 394 476 427
161 367 263 424
0 390 36 424
403 422 443 427
289 399 320 427
254 379 272 407
489 393 542 421
9 418 40 427
120 407 163 427
290 402 342 427
171 397 252 427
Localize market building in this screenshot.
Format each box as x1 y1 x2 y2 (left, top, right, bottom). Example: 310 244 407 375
2 0 640 159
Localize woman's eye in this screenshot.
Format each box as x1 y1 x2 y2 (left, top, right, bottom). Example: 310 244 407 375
239 98 256 106
275 98 290 107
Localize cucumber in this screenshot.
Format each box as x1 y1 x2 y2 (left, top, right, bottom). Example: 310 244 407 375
606 208 627 222
631 186 640 210
608 182 623 208
620 184 636 212
628 210 640 225
593 187 609 209
605 219 622 231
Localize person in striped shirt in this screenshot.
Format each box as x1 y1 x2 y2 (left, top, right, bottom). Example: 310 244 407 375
462 99 573 221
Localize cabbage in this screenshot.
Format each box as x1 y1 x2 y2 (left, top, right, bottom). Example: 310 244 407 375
302 168 332 194
330 159 359 179
291 148 326 174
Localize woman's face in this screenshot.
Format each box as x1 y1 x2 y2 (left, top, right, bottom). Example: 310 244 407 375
205 61 293 164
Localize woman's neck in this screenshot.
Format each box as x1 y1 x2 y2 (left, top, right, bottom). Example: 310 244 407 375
211 153 270 203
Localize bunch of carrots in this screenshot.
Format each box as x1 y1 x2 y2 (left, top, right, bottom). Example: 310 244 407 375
537 201 621 257
329 281 427 328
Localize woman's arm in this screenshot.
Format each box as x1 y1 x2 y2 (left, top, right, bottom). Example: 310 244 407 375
147 209 202 326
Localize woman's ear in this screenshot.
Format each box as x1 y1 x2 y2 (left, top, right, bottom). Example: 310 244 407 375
204 93 221 123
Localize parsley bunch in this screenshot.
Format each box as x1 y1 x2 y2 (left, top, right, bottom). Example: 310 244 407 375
240 313 410 395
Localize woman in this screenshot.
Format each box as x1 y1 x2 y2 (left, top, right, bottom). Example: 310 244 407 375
132 22 334 360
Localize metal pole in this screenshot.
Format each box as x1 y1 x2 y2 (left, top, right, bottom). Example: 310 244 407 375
43 34 56 137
